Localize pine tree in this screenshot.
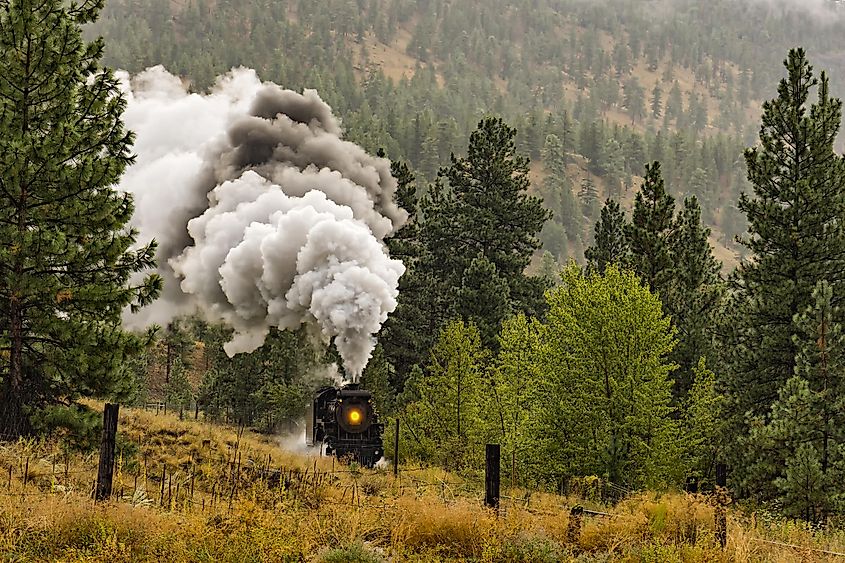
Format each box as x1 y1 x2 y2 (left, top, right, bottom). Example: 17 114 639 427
458 254 512 347
666 81 683 123
725 49 845 435
542 134 581 243
667 196 722 395
585 199 630 275
578 178 600 222
381 160 437 391
625 162 675 298
425 117 551 333
743 281 845 519
440 117 550 283
623 77 646 123
651 82 663 119
0 0 161 436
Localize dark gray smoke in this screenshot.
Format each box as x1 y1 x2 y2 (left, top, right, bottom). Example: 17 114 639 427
118 66 406 381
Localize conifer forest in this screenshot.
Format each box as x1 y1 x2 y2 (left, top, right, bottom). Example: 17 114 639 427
6 0 845 560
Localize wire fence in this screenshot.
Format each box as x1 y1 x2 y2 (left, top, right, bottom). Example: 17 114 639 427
4 429 844 558
0 434 624 524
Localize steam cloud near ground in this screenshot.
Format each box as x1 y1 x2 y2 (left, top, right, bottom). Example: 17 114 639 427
118 66 406 382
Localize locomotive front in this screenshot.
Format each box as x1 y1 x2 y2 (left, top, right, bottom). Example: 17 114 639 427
305 384 384 468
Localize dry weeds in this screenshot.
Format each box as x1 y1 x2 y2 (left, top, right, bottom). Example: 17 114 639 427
1 407 844 561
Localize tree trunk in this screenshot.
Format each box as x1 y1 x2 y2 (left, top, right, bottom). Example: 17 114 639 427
6 23 31 437
0 383 28 438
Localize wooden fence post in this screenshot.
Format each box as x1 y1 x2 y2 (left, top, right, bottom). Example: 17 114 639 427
715 462 728 549
567 505 584 544
95 403 119 502
393 418 400 479
485 444 500 511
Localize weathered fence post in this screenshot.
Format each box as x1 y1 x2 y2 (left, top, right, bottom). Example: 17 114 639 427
715 462 728 549
685 476 699 494
393 418 400 478
95 403 119 502
567 505 584 544
485 444 500 511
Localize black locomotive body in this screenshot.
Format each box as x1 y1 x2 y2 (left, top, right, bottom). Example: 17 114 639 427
305 384 384 468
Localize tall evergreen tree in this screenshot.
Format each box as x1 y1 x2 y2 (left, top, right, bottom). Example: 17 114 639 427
381 160 440 391
667 196 722 395
625 162 675 298
724 49 845 435
0 0 161 436
541 133 581 241
585 199 630 275
578 177 600 222
422 117 551 344
746 281 845 519
651 82 663 119
458 255 512 347
439 117 550 287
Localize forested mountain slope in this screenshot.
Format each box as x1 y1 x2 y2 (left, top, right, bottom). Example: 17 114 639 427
88 0 845 263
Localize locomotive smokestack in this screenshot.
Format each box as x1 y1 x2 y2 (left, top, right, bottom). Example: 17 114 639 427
118 66 406 381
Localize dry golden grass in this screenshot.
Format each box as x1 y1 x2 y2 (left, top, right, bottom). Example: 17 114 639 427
2 407 845 561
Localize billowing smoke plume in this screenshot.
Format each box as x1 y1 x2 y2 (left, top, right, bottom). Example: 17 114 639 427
118 66 406 381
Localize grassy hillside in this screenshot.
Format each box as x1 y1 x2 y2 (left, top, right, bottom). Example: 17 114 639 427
2 407 844 561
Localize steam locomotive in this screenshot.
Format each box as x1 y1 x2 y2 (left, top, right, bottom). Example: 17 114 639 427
305 384 384 468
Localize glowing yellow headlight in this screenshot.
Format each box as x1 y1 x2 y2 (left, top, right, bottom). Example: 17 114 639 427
349 409 362 424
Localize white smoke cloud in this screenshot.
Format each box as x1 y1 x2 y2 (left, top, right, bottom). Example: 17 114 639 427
118 66 406 382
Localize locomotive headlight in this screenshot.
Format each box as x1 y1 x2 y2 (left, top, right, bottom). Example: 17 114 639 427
348 409 362 425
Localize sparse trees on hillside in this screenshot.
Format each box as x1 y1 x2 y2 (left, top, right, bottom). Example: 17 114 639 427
540 134 581 258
